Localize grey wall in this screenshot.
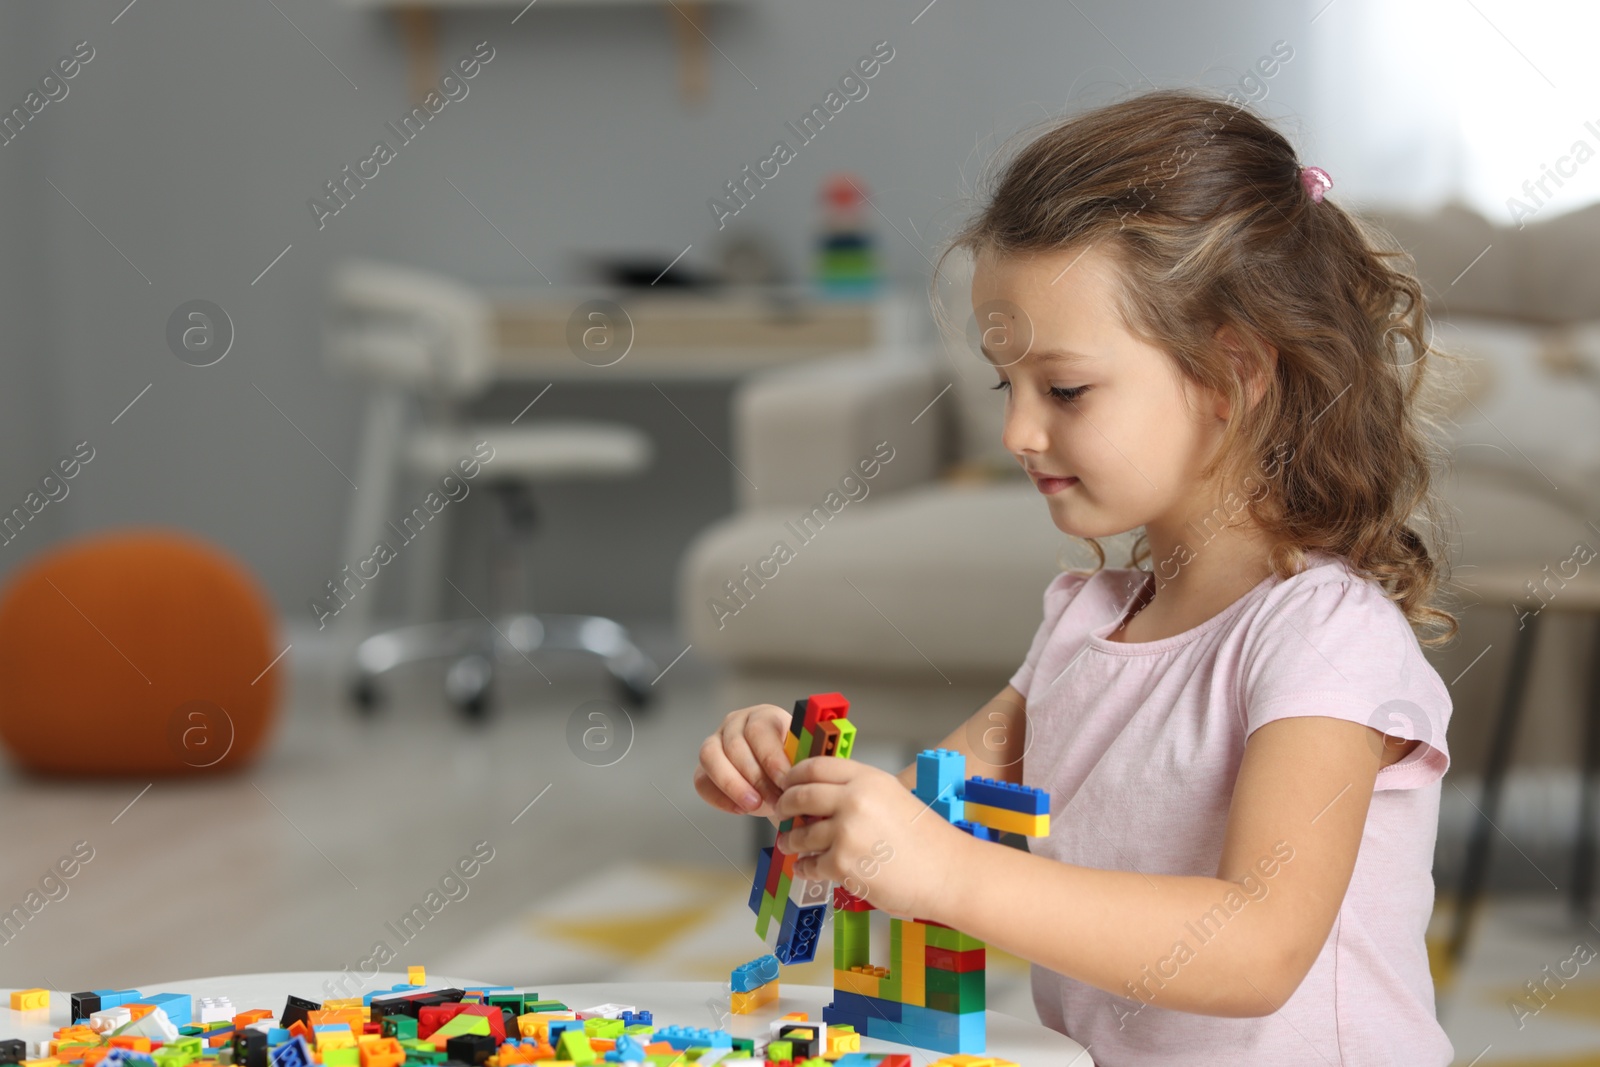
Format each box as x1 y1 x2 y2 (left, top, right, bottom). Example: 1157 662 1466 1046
0 0 1311 623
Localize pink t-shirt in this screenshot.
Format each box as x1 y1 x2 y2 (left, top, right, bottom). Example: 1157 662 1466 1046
1009 549 1452 1066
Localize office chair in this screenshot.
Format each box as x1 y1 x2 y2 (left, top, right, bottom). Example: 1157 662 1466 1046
325 258 658 719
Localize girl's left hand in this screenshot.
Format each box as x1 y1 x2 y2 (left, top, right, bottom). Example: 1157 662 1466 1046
774 757 971 919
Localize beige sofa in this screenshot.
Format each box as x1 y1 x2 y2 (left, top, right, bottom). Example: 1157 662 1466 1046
677 203 1600 771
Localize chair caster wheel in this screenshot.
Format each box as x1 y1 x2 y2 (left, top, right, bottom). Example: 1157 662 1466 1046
351 677 384 716
612 674 653 710
446 654 494 723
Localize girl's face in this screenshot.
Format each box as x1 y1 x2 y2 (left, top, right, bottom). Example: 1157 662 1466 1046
970 244 1229 541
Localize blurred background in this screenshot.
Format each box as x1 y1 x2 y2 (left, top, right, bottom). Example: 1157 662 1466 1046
1 1 1598 1063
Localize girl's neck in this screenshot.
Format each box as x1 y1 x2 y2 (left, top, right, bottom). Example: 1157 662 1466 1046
1106 518 1277 643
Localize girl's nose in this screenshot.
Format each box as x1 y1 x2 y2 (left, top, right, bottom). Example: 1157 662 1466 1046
1002 388 1051 458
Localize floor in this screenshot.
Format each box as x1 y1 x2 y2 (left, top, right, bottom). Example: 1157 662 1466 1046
2 620 1599 1066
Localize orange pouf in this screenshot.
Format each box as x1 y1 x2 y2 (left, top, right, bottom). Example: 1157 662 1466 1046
0 529 282 775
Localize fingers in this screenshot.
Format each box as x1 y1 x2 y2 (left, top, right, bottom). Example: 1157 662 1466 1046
692 766 748 815
782 755 862 787
721 714 784 810
777 816 834 856
751 706 797 789
775 781 842 822
698 731 763 813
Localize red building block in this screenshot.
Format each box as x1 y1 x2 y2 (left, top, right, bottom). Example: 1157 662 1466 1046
925 946 985 973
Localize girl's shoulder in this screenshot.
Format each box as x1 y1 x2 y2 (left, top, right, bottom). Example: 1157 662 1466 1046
1039 564 1149 620
1235 549 1452 785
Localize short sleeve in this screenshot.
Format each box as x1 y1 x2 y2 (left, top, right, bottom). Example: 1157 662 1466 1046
1008 570 1094 697
1239 574 1452 791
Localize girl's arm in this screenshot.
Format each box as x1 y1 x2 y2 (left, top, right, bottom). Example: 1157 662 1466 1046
894 684 1029 792
935 714 1391 1016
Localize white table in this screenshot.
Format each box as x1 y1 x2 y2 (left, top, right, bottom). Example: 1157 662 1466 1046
3 972 1092 1064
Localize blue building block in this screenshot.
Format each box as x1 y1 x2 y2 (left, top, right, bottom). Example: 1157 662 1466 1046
951 819 998 842
103 1050 155 1067
651 1025 731 1051
914 749 965 808
546 1019 585 1044
773 901 826 964
603 1034 646 1063
964 775 1049 815
824 989 901 1023
731 954 780 993
618 1009 651 1027
98 990 143 1010
266 1029 291 1045
146 994 193 1028
931 794 964 823
889 1003 985 1055
268 1037 312 1067
748 847 773 914
830 1056 882 1067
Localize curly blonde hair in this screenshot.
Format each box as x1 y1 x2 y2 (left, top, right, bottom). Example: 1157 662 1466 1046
934 88 1462 645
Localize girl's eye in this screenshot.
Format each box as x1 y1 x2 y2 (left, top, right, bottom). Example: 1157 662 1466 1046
989 381 1089 402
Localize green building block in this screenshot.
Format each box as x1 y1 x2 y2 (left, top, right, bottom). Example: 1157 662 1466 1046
766 1040 792 1061
321 1047 360 1067
432 1013 491 1039
624 1023 654 1037
524 999 569 1013
556 1029 596 1065
834 907 870 970
926 966 986 1012
880 919 904 1002
923 923 985 951
485 994 526 1013
582 1017 624 1039
385 1016 419 1041
730 1036 755 1053
833 718 856 760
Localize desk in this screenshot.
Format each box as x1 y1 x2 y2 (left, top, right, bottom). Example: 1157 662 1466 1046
3 972 1091 1065
488 287 919 380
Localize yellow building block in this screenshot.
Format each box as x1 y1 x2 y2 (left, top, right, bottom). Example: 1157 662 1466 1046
20 1059 60 1067
316 1031 358 1051
825 1028 861 1056
729 982 778 1014
11 989 49 1011
406 967 425 986
963 802 1049 837
834 967 886 998
901 920 926 1007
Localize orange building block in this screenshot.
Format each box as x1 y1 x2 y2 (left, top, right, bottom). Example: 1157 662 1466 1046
357 1036 404 1067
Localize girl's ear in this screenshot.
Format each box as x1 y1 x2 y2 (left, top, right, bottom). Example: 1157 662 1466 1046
1212 323 1277 419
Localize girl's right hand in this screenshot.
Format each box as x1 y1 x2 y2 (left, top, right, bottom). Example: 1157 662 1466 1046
693 703 794 820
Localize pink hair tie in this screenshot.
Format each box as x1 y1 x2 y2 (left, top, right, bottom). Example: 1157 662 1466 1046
1300 165 1333 203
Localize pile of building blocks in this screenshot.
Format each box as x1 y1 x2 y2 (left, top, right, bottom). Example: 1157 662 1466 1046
3 704 1047 1066
1 979 1024 1067
741 694 1051 1058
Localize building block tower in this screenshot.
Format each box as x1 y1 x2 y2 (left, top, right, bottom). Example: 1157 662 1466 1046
749 691 856 965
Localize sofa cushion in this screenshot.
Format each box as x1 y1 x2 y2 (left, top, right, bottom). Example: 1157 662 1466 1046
679 479 1135 676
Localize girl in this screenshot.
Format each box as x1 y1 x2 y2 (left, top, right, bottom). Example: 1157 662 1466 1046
693 89 1460 1066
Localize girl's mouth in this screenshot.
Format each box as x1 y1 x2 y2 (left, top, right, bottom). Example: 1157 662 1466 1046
1034 475 1078 494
